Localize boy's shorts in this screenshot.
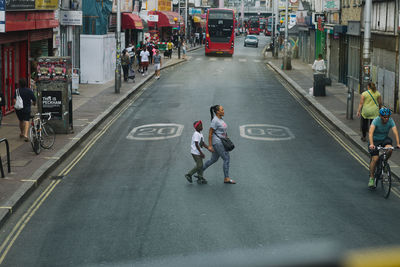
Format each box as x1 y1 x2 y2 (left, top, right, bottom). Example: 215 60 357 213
155 63 160 70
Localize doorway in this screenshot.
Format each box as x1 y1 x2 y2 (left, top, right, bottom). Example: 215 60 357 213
2 46 15 114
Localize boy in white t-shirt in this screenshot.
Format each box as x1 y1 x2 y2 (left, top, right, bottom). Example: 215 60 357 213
185 120 209 184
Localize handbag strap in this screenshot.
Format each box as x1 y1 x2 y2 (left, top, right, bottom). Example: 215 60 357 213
367 90 379 107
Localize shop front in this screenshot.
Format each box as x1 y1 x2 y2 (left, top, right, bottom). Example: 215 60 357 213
147 11 183 42
122 12 144 46
0 5 58 116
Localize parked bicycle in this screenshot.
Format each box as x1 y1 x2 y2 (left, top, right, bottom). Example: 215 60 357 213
29 112 55 155
372 146 396 198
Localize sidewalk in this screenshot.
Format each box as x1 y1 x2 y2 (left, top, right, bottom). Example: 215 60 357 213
267 57 400 186
0 46 203 226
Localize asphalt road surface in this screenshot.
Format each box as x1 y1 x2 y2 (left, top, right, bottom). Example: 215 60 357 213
1 36 400 266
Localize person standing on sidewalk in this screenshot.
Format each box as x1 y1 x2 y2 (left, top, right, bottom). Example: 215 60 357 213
185 120 210 184
357 82 382 142
121 49 130 82
312 54 326 74
13 78 36 141
167 40 173 59
153 50 162 79
203 105 236 184
367 107 400 187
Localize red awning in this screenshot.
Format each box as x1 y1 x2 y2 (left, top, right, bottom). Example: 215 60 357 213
122 13 144 30
147 11 183 28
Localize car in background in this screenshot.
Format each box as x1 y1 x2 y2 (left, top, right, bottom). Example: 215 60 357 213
244 35 259 47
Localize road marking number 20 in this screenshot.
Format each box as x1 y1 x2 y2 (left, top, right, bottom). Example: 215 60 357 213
126 123 184 140
239 124 295 141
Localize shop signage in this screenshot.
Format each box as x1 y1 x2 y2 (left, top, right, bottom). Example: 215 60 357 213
147 14 158 22
6 0 35 10
158 0 171 11
189 8 201 15
60 11 82 26
0 0 5 33
35 0 58 10
323 0 340 11
112 0 133 12
42 91 62 119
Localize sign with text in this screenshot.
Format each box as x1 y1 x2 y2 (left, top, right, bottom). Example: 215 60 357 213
0 0 5 32
60 11 82 25
6 0 34 10
35 0 58 10
42 91 62 119
158 0 171 11
112 0 133 12
323 0 340 11
147 14 158 22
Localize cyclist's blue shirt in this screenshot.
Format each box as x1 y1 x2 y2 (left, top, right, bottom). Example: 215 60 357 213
372 117 395 141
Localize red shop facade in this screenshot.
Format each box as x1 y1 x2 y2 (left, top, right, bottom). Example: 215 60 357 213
0 10 58 115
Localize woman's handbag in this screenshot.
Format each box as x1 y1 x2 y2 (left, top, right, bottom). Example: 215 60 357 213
216 133 235 152
14 89 24 110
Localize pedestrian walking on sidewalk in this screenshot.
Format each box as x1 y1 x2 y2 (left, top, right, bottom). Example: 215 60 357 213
203 105 236 184
182 41 187 59
0 90 5 127
153 50 162 79
357 82 382 142
185 120 210 184
140 47 150 76
13 78 36 141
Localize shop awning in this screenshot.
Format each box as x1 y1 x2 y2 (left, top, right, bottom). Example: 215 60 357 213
147 11 183 28
122 13 144 30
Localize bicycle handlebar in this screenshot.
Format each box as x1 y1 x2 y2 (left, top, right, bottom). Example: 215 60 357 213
34 112 52 121
376 146 398 151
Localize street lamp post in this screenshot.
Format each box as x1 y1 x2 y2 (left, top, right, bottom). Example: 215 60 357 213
282 0 291 69
115 0 121 93
274 0 278 58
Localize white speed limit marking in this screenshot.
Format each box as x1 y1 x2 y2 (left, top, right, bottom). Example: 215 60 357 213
240 124 295 141
127 123 184 140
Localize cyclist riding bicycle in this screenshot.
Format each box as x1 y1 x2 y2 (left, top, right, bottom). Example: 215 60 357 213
368 107 400 187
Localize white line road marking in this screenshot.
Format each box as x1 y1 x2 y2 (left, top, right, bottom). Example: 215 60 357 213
238 58 247 62
127 123 184 140
209 58 217 61
196 58 202 60
224 58 232 62
254 59 261 62
240 124 295 141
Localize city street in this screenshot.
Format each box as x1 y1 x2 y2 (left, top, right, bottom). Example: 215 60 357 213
1 36 400 266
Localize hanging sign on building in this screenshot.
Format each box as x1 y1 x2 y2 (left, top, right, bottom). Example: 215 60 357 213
60 11 82 25
0 0 5 33
112 0 133 12
323 0 340 11
147 15 158 22
6 0 35 10
35 0 58 10
158 0 171 11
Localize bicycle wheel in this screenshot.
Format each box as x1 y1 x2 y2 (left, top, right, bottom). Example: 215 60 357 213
380 163 392 199
41 123 55 149
29 127 41 155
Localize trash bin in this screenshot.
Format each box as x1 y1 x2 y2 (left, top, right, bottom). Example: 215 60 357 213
36 57 73 134
313 73 326 96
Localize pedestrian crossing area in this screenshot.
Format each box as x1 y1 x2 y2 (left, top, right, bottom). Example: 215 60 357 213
194 57 264 63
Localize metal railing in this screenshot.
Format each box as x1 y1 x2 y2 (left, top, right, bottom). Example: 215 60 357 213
0 138 11 178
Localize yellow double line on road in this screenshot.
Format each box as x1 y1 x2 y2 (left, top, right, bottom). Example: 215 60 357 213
271 66 400 200
0 90 144 264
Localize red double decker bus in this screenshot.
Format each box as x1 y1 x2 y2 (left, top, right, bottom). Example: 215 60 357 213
248 16 260 35
205 8 235 56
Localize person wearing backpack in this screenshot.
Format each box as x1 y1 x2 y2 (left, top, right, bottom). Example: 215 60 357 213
13 78 36 141
357 82 382 142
